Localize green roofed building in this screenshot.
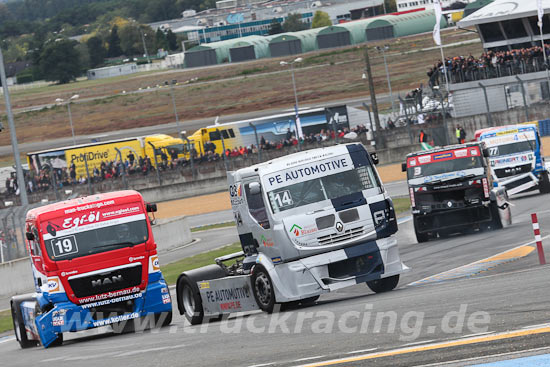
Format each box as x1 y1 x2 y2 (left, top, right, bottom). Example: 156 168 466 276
229 35 273 62
317 18 374 49
185 39 239 67
366 10 448 42
269 28 324 57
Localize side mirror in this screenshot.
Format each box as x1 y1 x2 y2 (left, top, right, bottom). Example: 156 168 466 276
146 203 158 213
370 153 379 165
249 182 261 195
401 163 407 172
26 232 35 241
482 148 490 158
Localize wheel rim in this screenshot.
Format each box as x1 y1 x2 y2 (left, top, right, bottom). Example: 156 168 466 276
182 285 196 319
254 273 272 307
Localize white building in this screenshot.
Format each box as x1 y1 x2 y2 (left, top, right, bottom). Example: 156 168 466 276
396 0 476 12
87 63 138 80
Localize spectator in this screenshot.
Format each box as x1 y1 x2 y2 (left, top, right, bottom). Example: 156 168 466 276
460 126 467 144
455 125 461 144
419 129 428 143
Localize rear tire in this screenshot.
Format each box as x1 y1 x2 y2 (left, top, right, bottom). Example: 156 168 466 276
179 276 204 325
10 298 37 349
251 265 276 313
48 333 63 347
155 311 173 327
367 275 400 293
539 171 550 194
413 216 429 243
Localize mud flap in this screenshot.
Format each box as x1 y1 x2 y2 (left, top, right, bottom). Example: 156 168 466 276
35 310 59 348
197 276 259 316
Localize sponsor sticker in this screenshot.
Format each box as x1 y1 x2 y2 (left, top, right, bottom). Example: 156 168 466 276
271 257 282 264
47 277 61 293
455 149 468 158
434 152 453 160
418 156 431 164
151 255 160 272
199 281 210 290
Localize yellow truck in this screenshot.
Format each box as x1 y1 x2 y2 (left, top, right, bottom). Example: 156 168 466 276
27 134 185 179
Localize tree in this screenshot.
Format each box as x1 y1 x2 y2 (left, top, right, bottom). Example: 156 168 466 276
107 25 123 58
87 36 106 68
311 11 331 28
155 28 169 51
268 19 283 35
166 29 178 51
282 13 308 32
39 39 81 84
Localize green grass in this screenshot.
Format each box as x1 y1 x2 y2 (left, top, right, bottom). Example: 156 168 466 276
0 310 13 334
393 197 411 215
161 242 242 285
191 221 236 232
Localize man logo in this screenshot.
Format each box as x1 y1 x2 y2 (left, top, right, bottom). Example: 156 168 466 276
336 222 344 232
91 275 123 288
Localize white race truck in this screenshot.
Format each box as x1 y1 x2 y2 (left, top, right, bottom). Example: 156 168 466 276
175 143 409 324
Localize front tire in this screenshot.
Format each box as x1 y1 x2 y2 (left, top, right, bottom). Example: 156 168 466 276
179 276 204 325
539 171 550 194
11 298 37 349
251 265 276 313
367 275 400 293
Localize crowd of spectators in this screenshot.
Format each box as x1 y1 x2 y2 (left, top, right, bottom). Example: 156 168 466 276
3 124 371 197
427 45 550 86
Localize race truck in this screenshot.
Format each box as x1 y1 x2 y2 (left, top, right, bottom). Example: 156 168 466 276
475 124 550 195
10 190 172 348
176 143 409 324
402 143 512 243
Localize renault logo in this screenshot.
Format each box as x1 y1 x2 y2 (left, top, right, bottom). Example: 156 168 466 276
447 201 453 208
336 222 344 232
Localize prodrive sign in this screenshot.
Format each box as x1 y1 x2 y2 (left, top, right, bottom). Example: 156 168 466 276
263 155 354 191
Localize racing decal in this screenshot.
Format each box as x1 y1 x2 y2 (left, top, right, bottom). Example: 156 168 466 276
260 235 274 247
52 310 67 326
263 155 353 190
198 282 210 289
289 224 317 237
80 293 142 309
271 257 282 264
42 202 146 240
289 224 302 236
45 276 64 294
407 146 480 168
229 183 244 205
149 255 160 273
92 312 140 327
162 293 171 304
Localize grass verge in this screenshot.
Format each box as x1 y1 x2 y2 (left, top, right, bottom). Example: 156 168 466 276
0 309 12 334
161 242 242 285
191 221 235 232
393 197 411 215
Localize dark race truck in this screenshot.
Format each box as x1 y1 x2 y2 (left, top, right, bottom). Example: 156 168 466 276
402 143 512 243
10 190 172 348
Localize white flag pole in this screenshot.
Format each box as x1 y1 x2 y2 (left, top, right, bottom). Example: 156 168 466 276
433 0 449 91
537 0 550 93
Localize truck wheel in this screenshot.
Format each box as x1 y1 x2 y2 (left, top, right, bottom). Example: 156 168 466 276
49 333 63 347
414 226 429 243
539 171 550 194
251 265 276 313
366 275 400 293
489 202 503 230
179 277 204 325
154 311 173 327
10 299 36 349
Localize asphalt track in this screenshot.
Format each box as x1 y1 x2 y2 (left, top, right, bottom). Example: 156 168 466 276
1 189 549 366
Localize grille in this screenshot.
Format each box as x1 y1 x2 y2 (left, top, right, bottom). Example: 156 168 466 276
495 164 531 178
69 264 142 298
317 227 364 246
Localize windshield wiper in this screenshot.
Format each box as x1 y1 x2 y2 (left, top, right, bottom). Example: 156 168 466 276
89 242 135 254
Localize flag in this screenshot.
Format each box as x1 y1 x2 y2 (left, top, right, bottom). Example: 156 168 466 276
538 0 544 26
433 0 442 46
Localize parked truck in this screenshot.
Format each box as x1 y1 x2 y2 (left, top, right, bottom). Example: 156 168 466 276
176 143 408 324
475 124 550 195
10 190 172 348
402 142 512 243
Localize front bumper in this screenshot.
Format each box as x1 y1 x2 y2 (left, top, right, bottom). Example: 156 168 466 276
414 204 492 233
258 236 409 302
34 273 172 348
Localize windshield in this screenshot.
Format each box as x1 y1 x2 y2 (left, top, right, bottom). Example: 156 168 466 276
268 166 378 213
408 156 484 179
487 141 535 157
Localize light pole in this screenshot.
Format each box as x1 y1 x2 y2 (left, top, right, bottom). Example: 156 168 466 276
280 57 303 145
140 29 151 64
180 130 195 180
165 79 179 128
57 94 79 145
0 46 28 206
376 45 394 115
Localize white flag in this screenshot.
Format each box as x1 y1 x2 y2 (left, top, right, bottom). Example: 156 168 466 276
538 0 544 26
433 0 442 46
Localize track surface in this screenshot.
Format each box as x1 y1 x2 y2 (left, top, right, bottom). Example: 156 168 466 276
1 192 549 366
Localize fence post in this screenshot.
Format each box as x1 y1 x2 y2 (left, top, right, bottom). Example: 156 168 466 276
147 142 162 186
249 123 262 163
531 213 546 265
478 82 493 126
515 76 530 122
217 129 230 172
83 154 93 195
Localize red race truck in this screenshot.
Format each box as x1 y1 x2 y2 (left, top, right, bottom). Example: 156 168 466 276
10 190 172 348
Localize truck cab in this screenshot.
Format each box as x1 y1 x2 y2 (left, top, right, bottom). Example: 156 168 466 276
11 190 172 348
176 143 408 323
403 143 511 243
475 124 550 195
